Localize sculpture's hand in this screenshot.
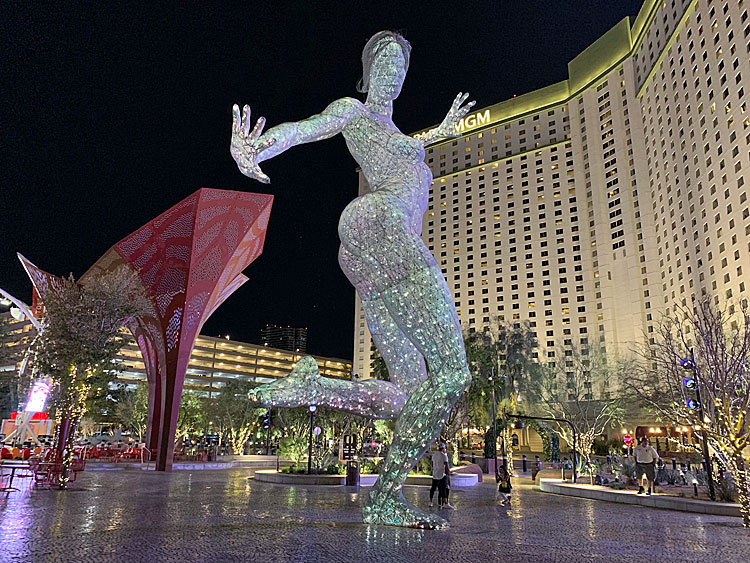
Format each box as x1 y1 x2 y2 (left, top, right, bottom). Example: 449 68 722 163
436 92 476 138
230 104 276 184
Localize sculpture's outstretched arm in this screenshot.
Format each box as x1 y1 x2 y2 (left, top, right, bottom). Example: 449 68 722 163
413 92 476 146
231 98 359 183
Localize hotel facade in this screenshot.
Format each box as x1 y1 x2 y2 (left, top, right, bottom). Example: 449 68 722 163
353 0 750 398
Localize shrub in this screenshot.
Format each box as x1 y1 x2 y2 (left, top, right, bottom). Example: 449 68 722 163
278 436 307 465
592 440 609 457
324 464 346 475
279 465 306 474
361 458 384 475
715 472 738 503
410 455 432 475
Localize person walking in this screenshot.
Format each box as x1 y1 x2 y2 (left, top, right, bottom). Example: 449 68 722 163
497 464 512 505
634 437 660 495
429 443 454 509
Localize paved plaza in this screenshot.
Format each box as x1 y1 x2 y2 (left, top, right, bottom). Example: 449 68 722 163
1 468 748 562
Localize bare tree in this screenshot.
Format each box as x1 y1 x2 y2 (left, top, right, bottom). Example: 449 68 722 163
536 344 624 469
630 299 750 527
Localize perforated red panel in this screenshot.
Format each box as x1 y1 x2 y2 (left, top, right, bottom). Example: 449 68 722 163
22 189 273 471
107 188 274 471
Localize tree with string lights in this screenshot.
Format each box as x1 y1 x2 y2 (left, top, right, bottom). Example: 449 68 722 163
630 299 750 527
30 265 150 488
535 345 624 472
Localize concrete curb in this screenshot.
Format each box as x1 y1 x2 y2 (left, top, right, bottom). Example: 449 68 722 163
253 470 479 487
539 479 741 518
86 461 243 471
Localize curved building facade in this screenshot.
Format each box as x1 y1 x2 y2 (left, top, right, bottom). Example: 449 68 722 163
353 0 750 394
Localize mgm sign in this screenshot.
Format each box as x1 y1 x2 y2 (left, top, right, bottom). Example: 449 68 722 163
454 109 491 134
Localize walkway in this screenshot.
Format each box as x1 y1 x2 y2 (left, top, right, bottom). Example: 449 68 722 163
1 468 748 562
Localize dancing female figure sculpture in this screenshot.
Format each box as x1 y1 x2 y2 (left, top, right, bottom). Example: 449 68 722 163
230 31 474 529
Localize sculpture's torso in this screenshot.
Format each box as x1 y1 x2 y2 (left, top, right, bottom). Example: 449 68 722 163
340 99 432 235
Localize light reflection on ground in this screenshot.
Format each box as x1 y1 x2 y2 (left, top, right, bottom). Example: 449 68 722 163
0 468 748 562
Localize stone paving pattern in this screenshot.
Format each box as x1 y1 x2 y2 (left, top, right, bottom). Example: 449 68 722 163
1 468 748 562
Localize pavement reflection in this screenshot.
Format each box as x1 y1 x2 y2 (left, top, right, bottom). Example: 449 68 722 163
0 468 747 562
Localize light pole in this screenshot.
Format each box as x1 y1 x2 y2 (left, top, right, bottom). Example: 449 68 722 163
681 348 716 501
307 405 317 475
0 287 41 332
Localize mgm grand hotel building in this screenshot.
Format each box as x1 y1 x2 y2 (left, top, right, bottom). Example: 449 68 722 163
353 0 750 416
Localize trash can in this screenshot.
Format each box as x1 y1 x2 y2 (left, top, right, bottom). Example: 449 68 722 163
346 460 360 486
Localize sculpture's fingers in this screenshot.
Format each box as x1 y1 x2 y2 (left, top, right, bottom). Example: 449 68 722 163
258 137 276 151
460 101 476 115
243 105 252 136
250 116 266 143
254 166 271 184
232 104 241 133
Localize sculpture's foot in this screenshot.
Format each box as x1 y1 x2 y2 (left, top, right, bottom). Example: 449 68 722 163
248 356 323 407
362 493 448 530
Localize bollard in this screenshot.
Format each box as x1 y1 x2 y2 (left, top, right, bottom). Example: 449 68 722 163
522 455 527 473
672 458 677 470
346 460 360 486
471 451 476 464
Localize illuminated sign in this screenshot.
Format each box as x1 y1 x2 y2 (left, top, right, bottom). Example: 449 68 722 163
24 380 51 413
454 109 491 134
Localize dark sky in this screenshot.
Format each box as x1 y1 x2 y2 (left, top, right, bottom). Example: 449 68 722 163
1 1 644 359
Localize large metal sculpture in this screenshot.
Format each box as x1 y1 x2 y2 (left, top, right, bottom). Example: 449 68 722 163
231 31 474 529
21 189 273 471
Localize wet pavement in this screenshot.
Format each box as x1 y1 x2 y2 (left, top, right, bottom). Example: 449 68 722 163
0 468 748 562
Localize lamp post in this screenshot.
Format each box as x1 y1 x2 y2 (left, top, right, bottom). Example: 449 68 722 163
307 405 317 475
0 287 41 331
681 348 716 501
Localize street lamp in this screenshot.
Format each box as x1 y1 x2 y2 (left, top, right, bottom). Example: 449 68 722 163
307 405 317 475
681 347 716 501
0 287 41 331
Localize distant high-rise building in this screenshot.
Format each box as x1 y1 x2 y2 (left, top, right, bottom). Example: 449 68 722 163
261 324 308 353
353 0 750 398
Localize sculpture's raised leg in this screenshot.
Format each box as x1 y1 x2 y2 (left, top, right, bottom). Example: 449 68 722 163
249 356 406 419
339 228 471 529
339 245 428 396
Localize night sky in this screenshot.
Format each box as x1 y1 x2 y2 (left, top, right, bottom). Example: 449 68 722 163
1 1 644 359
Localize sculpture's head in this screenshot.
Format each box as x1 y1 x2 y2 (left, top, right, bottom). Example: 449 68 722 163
357 30 411 102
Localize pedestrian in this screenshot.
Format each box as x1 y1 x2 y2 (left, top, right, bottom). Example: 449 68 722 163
429 443 454 509
497 464 512 505
634 437 659 495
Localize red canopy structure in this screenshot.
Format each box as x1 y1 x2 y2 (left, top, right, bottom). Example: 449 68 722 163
20 188 273 471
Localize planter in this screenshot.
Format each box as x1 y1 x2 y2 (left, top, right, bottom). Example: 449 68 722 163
253 470 479 487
